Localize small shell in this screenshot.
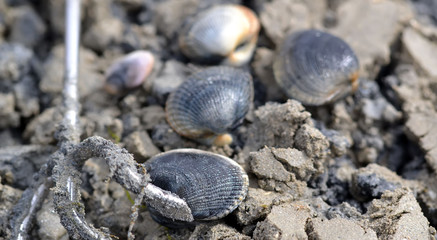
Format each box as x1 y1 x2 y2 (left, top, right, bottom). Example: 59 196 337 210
179 4 260 66
166 66 253 146
273 30 360 106
104 50 154 95
144 148 249 228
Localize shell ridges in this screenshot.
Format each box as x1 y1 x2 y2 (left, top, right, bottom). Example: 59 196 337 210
273 29 359 106
166 66 253 146
144 149 249 227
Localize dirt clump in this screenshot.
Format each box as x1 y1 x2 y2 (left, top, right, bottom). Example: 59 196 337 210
2 0 437 239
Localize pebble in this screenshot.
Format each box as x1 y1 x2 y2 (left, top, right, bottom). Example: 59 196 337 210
236 187 293 225
40 45 104 99
83 18 124 52
326 202 364 220
259 0 312 45
294 124 329 160
23 107 63 144
0 93 19 128
13 76 39 118
81 158 133 237
189 223 250 240
331 102 357 133
9 5 46 48
251 47 283 102
0 129 21 147
151 123 197 151
139 105 166 130
306 218 377 240
153 0 199 39
144 228 193 240
250 147 293 183
245 100 312 151
271 147 317 182
0 181 23 239
350 164 416 201
126 24 164 53
388 65 437 175
402 27 437 80
406 112 437 173
0 151 36 189
250 146 312 196
315 122 351 157
123 130 160 162
319 159 356 206
46 0 66 36
36 195 67 240
253 203 311 240
81 112 123 142
411 0 437 24
361 98 402 124
417 173 437 227
148 60 188 104
0 43 32 84
115 0 144 10
367 188 435 239
120 113 140 136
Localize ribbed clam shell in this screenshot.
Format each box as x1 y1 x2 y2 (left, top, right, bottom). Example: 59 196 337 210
273 30 359 106
166 66 253 145
179 4 260 66
104 50 154 95
144 149 249 228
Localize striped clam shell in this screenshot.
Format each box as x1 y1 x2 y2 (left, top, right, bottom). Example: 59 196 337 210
144 148 249 228
166 66 253 146
273 30 359 106
179 4 260 66
104 50 154 95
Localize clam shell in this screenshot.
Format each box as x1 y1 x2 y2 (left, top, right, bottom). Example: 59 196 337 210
179 4 260 66
166 66 253 146
104 50 154 95
144 149 249 228
273 30 359 106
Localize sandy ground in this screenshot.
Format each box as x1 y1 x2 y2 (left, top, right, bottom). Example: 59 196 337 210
1 0 437 239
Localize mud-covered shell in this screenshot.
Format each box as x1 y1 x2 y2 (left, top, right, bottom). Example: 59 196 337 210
144 148 249 228
273 30 359 106
166 66 253 146
179 4 260 66
104 50 154 95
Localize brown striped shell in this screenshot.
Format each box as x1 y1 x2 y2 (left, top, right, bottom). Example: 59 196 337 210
165 66 253 146
178 4 260 66
273 30 359 106
144 148 249 228
104 50 154 95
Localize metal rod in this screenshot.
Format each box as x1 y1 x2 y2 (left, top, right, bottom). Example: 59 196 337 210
63 0 81 143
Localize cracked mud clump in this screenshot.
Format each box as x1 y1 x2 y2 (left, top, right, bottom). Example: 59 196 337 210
1 0 437 239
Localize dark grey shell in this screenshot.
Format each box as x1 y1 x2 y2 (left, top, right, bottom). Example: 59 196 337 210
144 149 249 228
166 66 253 146
273 30 359 106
